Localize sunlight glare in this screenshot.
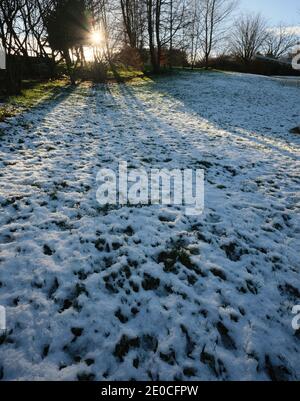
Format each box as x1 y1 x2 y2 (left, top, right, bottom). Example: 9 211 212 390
91 30 103 46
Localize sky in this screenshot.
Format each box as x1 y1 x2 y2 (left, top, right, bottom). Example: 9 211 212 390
239 0 300 27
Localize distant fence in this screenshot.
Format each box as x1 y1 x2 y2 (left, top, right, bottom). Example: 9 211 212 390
8 55 55 79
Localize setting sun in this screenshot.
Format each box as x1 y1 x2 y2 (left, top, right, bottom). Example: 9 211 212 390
90 30 103 46
83 29 104 61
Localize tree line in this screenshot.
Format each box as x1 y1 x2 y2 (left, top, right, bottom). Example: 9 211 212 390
0 0 299 92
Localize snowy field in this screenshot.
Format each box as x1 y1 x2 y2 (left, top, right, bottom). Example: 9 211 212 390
0 71 299 381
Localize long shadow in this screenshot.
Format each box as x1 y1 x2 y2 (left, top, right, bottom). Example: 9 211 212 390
0 84 81 191
106 75 300 207
0 84 76 144
141 71 300 160
110 80 199 167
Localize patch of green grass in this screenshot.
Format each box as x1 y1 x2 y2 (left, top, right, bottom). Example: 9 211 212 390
107 66 145 83
172 66 224 74
0 106 18 123
0 79 69 122
9 79 69 108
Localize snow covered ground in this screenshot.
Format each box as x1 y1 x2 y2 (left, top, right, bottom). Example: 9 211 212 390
0 71 299 381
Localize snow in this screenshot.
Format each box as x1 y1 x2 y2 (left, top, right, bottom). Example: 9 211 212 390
0 71 299 381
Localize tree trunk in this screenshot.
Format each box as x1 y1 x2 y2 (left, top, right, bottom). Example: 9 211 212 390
63 49 75 85
147 0 158 72
205 53 209 69
155 0 162 73
169 0 173 69
5 56 22 95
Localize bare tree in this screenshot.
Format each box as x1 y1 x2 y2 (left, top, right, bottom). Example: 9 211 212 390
167 0 188 67
0 0 27 57
186 0 202 68
231 13 268 63
120 0 146 49
0 0 55 58
145 0 188 72
201 0 236 69
263 25 298 59
145 0 159 72
0 0 58 93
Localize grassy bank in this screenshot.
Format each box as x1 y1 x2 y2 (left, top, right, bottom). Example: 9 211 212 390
107 66 145 82
0 67 150 123
0 79 69 122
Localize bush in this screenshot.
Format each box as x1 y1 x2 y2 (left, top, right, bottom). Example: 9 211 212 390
90 62 108 82
202 55 300 76
76 61 108 82
115 46 144 70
